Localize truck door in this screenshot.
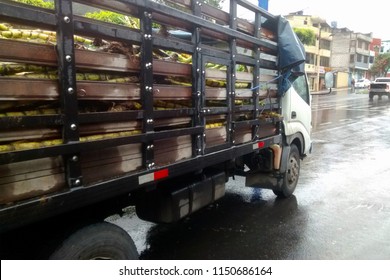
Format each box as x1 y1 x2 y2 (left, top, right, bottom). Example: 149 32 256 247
282 74 312 155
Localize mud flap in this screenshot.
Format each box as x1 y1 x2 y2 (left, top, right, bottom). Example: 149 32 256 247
279 145 291 174
245 171 281 189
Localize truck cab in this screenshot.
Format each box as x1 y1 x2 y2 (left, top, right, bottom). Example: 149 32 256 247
282 74 312 156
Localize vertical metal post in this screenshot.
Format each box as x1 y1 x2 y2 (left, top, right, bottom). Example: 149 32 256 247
191 1 204 156
229 0 238 145
140 8 155 169
55 0 82 188
253 10 262 140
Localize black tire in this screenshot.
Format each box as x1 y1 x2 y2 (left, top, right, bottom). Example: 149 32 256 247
49 222 138 260
273 144 300 198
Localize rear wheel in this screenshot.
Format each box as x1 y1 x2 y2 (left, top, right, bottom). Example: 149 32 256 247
273 144 300 198
49 222 138 260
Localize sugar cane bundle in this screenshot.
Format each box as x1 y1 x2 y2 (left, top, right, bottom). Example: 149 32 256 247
0 25 94 47
205 121 225 129
0 128 143 153
259 111 282 119
0 62 54 75
153 100 191 110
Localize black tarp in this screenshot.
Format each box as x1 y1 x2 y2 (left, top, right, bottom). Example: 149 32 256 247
277 16 306 94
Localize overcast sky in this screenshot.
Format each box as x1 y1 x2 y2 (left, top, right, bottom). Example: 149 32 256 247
225 0 388 40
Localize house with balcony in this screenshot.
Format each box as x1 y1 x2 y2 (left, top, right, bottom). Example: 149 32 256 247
284 12 332 91
330 28 372 83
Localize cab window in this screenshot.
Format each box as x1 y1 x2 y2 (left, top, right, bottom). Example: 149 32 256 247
290 75 310 105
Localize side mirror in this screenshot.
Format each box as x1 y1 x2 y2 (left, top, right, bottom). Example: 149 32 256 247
324 72 334 93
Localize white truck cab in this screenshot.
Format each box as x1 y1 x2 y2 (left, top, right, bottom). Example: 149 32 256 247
282 74 312 156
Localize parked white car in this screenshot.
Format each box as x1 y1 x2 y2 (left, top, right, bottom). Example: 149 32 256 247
355 78 371 88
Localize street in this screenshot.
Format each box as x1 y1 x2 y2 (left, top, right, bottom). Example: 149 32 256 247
110 88 390 259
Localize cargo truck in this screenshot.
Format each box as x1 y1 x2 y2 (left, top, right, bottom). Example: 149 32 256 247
0 0 312 259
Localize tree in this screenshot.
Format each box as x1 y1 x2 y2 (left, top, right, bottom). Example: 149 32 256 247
293 27 316 46
370 53 390 77
204 0 225 9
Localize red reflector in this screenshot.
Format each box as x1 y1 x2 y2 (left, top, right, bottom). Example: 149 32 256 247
258 141 265 148
154 169 169 180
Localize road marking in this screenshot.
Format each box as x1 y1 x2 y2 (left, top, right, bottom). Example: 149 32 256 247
319 122 332 126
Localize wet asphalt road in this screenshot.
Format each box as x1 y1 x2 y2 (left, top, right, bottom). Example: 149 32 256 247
111 89 390 259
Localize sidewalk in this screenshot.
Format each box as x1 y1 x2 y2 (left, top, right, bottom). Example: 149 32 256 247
310 87 350 95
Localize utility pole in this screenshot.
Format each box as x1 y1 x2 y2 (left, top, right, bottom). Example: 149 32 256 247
316 23 321 91
258 0 268 11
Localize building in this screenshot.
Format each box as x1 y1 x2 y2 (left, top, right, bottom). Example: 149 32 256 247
368 38 382 80
381 40 390 53
330 28 372 83
284 12 332 91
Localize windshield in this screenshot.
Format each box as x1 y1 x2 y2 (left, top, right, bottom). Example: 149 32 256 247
376 78 390 83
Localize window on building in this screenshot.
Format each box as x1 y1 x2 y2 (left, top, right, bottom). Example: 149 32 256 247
319 39 331 50
358 40 362 48
350 54 355 63
357 54 362 62
320 56 330 67
350 40 356 48
306 53 316 65
364 56 368 63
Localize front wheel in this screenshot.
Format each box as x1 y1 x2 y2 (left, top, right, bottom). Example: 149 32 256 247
273 144 300 198
49 222 138 260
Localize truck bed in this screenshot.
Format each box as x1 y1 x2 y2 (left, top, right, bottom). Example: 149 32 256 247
0 0 282 232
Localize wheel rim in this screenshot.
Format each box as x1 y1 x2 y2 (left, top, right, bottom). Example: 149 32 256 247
287 156 299 185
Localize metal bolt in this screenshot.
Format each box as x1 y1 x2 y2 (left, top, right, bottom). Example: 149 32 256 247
145 62 152 69
196 47 201 52
147 145 154 150
68 87 74 94
70 123 77 130
72 155 79 162
65 55 72 62
145 86 152 92
63 16 70 23
147 119 154 124
74 179 81 186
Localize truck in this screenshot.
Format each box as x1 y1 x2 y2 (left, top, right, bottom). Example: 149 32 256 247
0 0 312 259
369 77 390 100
